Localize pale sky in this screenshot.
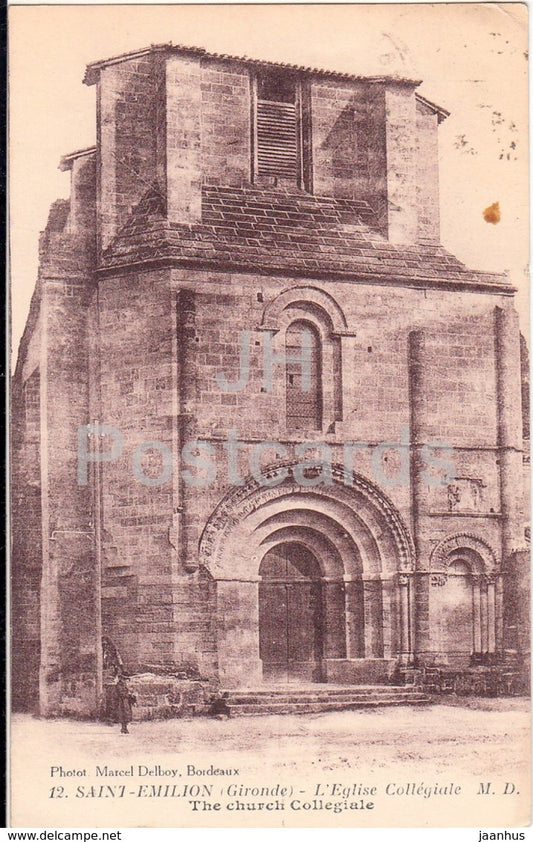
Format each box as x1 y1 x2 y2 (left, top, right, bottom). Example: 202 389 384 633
8 3 529 362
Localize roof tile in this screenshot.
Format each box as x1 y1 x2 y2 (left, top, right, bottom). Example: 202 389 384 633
100 184 509 290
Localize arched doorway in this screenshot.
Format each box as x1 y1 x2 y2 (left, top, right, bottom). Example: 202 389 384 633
199 464 415 687
259 542 323 682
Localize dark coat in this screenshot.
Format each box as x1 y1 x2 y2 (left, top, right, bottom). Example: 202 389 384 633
115 679 134 723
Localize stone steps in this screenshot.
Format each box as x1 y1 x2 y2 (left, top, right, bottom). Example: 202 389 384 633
226 685 427 701
221 685 431 717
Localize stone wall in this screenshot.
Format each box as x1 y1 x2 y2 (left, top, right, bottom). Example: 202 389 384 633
98 55 166 249
416 101 440 243
103 674 210 721
87 260 520 680
95 269 218 678
200 57 251 187
310 79 387 215
12 195 99 715
11 46 528 714
95 48 442 247
11 318 43 711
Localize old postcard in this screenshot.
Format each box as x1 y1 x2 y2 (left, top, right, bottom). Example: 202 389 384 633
8 2 530 829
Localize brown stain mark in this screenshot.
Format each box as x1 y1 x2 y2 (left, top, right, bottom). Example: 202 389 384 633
483 201 501 224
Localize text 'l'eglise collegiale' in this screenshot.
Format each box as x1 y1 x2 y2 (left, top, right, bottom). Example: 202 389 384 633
12 44 529 718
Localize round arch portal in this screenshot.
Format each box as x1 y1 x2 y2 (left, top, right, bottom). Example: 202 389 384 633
198 464 414 687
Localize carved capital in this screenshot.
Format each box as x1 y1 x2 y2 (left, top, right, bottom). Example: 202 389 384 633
430 573 447 587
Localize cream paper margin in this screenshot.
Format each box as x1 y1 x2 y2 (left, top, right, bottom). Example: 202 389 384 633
8 2 531 829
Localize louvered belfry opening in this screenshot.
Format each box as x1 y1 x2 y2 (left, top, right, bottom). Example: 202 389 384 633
256 71 299 182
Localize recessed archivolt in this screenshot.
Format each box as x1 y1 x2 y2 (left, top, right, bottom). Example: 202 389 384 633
260 286 348 334
203 493 381 580
257 525 347 580
430 533 498 574
253 506 374 577
198 461 414 578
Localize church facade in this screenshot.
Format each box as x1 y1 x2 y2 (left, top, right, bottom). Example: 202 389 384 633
11 44 528 717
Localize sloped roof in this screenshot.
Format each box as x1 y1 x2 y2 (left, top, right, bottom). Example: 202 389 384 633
99 185 509 293
59 146 97 172
83 42 448 121
84 42 420 86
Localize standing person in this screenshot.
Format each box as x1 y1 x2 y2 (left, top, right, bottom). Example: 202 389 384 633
115 671 135 734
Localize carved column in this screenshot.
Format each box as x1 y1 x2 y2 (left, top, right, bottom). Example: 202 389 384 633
323 579 347 659
363 579 384 658
495 574 504 651
381 578 393 658
344 577 364 658
398 574 411 662
472 576 482 654
487 577 496 654
480 578 489 655
408 330 430 661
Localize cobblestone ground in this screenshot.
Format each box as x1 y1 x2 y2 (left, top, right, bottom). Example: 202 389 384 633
10 698 530 828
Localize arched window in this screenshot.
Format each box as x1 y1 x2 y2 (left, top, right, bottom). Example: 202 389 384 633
285 320 322 431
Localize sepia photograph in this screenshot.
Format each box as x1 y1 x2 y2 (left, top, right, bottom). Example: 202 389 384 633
8 2 530 830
